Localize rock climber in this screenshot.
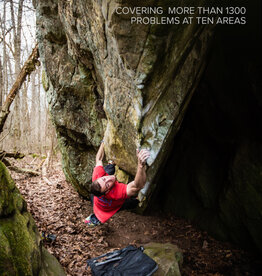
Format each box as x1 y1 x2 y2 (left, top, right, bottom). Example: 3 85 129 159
84 141 150 227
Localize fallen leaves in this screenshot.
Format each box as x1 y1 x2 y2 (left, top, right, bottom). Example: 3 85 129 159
11 156 262 276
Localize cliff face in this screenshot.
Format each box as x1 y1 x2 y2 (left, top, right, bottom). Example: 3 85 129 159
35 0 262 253
0 161 66 275
35 0 213 199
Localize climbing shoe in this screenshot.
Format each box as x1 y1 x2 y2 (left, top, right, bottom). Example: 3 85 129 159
84 214 101 227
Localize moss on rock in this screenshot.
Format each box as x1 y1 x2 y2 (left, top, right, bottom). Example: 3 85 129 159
0 161 66 275
0 214 41 275
39 248 67 276
0 162 17 217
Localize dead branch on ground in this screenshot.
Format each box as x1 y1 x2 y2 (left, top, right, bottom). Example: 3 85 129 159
36 158 45 171
1 158 11 167
8 165 39 176
0 151 25 159
42 176 53 186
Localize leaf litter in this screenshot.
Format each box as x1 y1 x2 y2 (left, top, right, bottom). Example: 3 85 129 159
10 157 262 276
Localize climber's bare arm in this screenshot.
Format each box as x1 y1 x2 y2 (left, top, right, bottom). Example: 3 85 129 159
127 149 150 197
96 141 104 166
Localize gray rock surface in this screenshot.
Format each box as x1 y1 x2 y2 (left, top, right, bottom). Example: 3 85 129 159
144 242 183 276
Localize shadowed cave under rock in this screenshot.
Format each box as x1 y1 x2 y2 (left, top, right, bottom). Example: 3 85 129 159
148 12 262 254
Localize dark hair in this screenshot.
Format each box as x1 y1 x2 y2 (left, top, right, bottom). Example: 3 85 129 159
90 179 104 197
104 164 115 175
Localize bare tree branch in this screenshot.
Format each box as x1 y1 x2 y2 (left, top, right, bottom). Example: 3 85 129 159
0 26 13 44
2 39 15 57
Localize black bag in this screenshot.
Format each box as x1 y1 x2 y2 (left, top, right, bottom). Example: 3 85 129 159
87 245 158 276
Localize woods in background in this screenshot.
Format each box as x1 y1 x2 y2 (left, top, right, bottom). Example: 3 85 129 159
0 0 56 156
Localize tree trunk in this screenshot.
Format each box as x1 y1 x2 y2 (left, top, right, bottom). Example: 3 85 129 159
30 71 36 152
10 0 24 148
0 59 3 108
0 0 7 107
37 68 41 153
21 81 30 150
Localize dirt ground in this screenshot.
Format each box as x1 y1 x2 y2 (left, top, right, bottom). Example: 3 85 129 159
11 157 261 276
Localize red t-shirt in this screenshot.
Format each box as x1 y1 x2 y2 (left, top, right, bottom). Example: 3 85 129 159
92 166 128 223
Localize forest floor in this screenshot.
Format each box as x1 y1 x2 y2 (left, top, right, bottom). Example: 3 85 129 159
11 156 262 276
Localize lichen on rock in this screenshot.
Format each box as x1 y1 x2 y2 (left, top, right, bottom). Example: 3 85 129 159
144 242 183 276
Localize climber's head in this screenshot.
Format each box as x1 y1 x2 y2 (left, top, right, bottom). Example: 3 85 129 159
90 175 116 196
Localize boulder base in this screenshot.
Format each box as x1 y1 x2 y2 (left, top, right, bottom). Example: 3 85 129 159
144 242 183 276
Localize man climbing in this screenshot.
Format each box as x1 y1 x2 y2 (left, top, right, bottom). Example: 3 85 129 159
84 141 150 227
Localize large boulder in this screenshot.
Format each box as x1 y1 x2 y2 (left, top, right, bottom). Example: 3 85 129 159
34 0 214 200
0 161 66 276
